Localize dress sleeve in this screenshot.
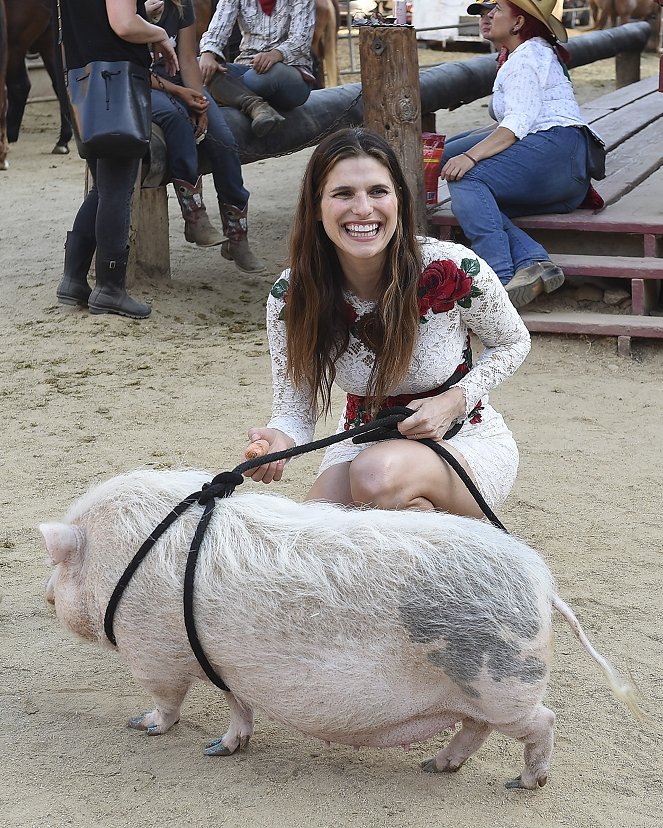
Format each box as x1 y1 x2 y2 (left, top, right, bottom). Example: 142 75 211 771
276 0 315 65
265 279 317 446
455 256 531 416
497 47 546 139
199 0 238 59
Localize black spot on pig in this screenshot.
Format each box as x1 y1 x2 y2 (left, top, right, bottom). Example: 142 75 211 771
399 568 546 696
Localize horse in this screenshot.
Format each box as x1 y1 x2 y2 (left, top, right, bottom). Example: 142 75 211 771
0 0 8 170
591 0 659 28
5 0 72 155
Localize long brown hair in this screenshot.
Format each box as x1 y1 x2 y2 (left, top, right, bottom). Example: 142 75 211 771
285 127 422 418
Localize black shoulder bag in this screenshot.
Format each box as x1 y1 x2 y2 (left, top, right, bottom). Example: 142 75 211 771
56 0 152 160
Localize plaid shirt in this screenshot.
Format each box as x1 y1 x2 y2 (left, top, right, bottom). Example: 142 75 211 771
199 0 315 72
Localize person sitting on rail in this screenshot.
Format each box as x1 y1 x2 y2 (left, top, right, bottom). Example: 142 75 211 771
442 0 601 309
198 0 316 138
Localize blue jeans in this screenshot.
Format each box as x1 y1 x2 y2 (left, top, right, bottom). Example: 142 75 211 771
225 62 311 110
151 88 249 208
448 126 589 283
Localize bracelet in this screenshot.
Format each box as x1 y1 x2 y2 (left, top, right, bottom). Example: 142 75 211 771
462 151 479 165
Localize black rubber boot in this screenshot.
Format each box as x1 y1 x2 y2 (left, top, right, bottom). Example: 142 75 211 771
88 253 151 319
207 73 285 137
56 231 96 306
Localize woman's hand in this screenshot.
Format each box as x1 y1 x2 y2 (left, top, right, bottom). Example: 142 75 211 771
242 428 295 484
199 52 225 86
144 0 164 20
397 388 467 442
153 34 179 76
179 87 208 114
441 153 477 182
194 111 208 142
251 49 283 75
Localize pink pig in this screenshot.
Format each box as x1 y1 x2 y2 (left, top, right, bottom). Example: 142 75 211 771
41 469 640 789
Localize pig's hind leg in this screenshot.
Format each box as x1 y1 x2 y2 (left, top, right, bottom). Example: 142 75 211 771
204 692 254 757
501 703 555 790
127 677 191 735
421 717 492 774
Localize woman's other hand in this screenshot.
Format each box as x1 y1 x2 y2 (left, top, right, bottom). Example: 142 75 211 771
251 49 283 75
193 111 208 142
242 428 295 484
179 87 208 114
153 34 179 76
145 0 164 20
441 153 477 182
397 388 467 442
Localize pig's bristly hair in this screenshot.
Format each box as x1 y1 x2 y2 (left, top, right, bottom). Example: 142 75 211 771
63 469 640 720
66 470 554 657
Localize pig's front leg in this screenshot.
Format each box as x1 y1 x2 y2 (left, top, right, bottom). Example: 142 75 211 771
127 677 191 735
204 692 254 756
421 717 492 773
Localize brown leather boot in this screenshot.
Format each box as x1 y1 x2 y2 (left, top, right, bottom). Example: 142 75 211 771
207 73 285 138
220 203 267 274
174 177 223 247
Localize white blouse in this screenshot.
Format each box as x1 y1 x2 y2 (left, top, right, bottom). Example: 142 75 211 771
265 238 531 447
492 38 587 139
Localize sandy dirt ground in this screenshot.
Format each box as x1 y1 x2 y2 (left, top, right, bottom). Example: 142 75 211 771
1 44 662 828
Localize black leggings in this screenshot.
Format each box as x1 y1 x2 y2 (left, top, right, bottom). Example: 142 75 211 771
71 157 140 261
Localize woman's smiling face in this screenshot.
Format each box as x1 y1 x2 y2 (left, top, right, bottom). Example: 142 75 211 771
318 155 399 272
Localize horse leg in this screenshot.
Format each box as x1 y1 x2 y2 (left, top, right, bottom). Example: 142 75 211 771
6 57 30 143
34 29 71 154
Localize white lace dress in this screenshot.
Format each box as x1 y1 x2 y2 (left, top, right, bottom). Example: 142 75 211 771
266 237 531 509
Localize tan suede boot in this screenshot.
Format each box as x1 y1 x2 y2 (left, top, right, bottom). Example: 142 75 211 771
174 177 223 247
220 203 267 274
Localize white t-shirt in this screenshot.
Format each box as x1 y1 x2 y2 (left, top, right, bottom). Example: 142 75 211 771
491 38 587 139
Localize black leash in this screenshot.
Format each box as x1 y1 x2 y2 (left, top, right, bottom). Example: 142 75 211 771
103 406 506 693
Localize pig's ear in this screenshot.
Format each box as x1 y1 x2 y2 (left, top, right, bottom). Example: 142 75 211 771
39 523 83 564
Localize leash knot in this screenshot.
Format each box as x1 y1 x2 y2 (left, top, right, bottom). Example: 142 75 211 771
198 471 244 504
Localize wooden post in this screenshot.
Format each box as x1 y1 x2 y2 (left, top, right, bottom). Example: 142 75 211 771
358 25 426 231
615 50 640 89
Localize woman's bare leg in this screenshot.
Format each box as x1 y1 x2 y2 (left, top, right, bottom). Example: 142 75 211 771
305 442 486 518
349 441 485 517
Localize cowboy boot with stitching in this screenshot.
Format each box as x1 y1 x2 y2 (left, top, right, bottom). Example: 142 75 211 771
505 260 565 308
207 72 285 138
220 203 267 274
56 230 96 306
174 176 223 247
88 252 151 319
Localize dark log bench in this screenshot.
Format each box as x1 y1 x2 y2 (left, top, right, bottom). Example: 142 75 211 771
428 75 663 354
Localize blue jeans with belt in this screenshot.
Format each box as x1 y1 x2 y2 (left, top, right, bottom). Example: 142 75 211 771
447 126 589 284
225 62 312 110
151 88 249 208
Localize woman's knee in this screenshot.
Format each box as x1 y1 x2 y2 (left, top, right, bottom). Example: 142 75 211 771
349 451 408 509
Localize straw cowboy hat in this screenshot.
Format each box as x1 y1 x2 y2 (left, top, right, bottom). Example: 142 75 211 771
507 0 568 43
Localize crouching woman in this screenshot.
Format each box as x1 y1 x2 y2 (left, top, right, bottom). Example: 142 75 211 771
442 0 599 308
243 127 531 518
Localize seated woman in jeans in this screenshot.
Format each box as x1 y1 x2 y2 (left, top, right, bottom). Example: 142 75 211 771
146 0 265 273
198 0 315 138
442 0 597 309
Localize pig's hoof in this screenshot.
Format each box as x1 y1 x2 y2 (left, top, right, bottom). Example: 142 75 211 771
505 774 547 790
204 737 238 757
128 712 179 735
421 757 461 774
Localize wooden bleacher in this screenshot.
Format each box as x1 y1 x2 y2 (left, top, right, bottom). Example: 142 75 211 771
428 75 663 354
